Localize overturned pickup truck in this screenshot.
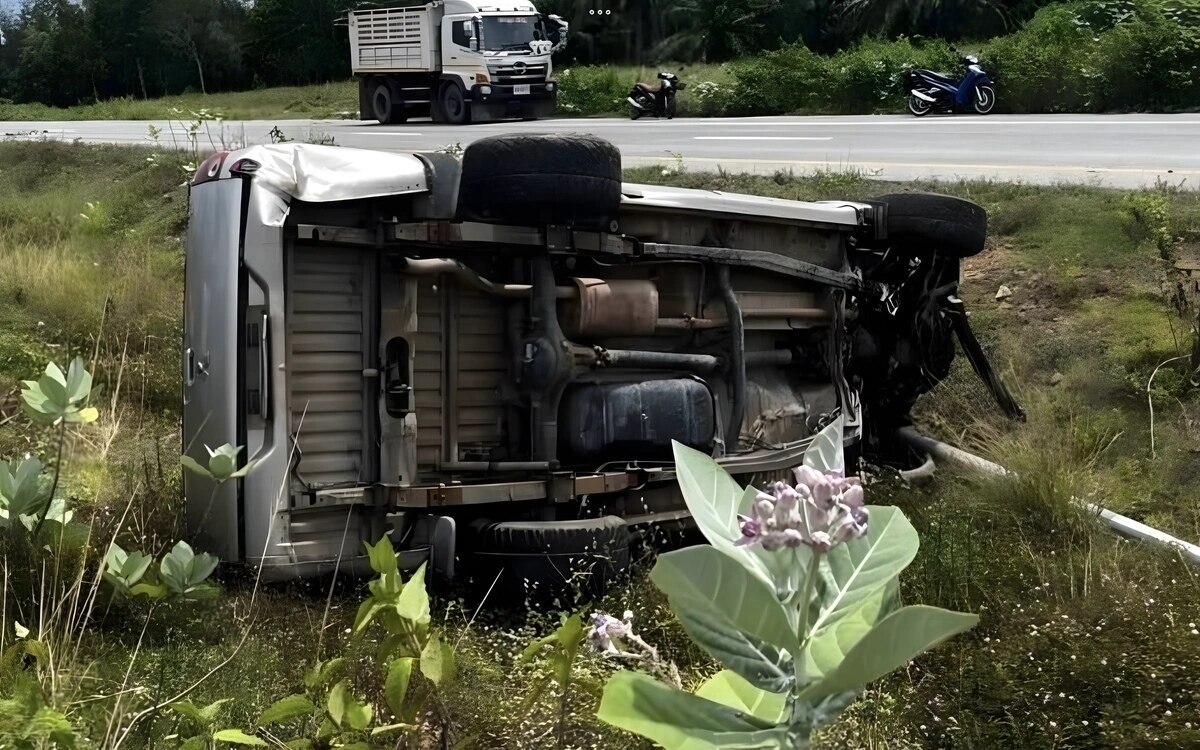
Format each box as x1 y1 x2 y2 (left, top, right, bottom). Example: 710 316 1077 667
182 135 1020 588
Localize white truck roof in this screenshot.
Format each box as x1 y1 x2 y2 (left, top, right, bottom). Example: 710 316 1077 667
215 143 867 227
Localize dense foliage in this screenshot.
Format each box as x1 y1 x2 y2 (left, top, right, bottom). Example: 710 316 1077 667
5 0 1193 111
0 0 351 108
559 0 1200 116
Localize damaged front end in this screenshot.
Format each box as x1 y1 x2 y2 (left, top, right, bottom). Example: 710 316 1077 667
848 192 1025 471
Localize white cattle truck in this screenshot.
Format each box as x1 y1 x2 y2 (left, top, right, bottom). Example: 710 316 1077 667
349 0 568 124
180 134 1021 596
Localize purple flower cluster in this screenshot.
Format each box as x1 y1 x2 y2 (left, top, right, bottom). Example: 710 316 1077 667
735 465 868 552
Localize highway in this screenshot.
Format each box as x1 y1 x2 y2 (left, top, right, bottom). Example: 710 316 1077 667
3 113 1199 188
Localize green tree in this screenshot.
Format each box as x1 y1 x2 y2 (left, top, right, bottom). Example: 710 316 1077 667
12 0 102 106
246 0 350 86
89 0 160 99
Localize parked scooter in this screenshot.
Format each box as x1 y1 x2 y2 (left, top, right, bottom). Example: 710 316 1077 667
627 71 686 120
904 55 995 116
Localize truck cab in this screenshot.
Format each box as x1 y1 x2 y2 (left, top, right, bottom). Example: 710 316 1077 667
351 0 567 125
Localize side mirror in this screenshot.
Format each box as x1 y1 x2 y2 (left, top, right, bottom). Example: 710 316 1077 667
463 20 475 38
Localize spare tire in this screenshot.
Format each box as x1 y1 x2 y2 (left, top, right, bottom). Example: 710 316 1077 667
870 192 988 258
456 133 622 229
467 515 631 601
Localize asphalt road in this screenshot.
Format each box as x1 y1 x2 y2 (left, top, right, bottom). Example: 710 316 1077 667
4 113 1199 188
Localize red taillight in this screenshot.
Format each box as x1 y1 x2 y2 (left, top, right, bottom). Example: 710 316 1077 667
192 151 229 185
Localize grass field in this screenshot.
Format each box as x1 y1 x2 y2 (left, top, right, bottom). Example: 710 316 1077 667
0 142 1198 748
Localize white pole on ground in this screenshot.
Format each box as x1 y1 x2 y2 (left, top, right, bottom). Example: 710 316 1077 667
896 427 1200 567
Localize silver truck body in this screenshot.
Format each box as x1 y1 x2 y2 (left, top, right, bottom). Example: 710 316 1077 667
182 143 905 582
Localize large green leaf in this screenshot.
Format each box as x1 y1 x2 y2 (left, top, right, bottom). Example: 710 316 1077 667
597 671 790 749
396 563 431 627
327 681 347 727
419 633 456 686
802 415 844 473
385 658 414 716
804 585 889 679
212 728 267 746
552 614 583 686
652 546 800 691
695 670 786 724
0 457 46 518
343 696 374 731
672 442 805 595
801 605 978 700
170 699 230 726
806 506 918 640
257 694 315 726
304 658 346 690
65 357 92 403
365 535 399 577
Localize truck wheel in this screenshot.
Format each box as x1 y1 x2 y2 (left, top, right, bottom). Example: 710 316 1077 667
441 83 470 125
371 81 405 125
456 133 622 228
467 516 631 602
869 192 988 258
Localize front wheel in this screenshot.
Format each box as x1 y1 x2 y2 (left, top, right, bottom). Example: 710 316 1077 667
665 94 676 119
973 85 996 114
908 94 932 117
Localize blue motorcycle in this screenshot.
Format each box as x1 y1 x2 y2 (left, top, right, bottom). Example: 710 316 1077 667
904 55 996 116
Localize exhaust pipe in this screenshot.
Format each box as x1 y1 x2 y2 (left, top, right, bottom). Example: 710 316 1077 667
911 89 936 103
895 427 1200 566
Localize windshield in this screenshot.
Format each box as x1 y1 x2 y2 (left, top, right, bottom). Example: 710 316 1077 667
481 15 540 52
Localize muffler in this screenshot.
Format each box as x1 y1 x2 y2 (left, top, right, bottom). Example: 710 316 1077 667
911 89 936 102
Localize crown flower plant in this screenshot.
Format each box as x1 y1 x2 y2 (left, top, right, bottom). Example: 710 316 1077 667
595 416 980 748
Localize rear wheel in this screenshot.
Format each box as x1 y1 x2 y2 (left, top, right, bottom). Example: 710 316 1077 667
908 94 932 117
467 516 632 602
371 81 405 125
456 133 623 228
441 83 470 125
973 84 996 114
629 103 642 120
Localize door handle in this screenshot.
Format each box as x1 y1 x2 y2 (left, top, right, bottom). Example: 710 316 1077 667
259 312 270 420
184 347 196 386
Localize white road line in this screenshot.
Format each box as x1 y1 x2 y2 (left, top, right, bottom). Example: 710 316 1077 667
693 136 833 141
337 131 425 136
622 155 1188 174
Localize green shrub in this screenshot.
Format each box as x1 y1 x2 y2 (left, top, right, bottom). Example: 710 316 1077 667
556 66 629 116
721 0 1200 116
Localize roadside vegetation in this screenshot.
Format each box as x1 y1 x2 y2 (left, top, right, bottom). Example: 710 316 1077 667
1 0 1198 122
1 141 1198 748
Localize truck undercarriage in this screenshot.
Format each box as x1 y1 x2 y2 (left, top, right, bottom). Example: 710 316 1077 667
182 135 1022 594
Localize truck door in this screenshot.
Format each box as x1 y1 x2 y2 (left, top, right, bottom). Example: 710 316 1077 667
182 180 244 561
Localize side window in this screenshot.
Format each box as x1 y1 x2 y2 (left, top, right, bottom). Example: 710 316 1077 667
451 20 471 47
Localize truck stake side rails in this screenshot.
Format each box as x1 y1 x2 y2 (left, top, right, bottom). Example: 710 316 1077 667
349 0 568 124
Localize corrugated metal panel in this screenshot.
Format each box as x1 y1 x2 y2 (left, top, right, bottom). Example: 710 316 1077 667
410 281 507 469
287 247 370 488
414 280 443 468
455 288 506 457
